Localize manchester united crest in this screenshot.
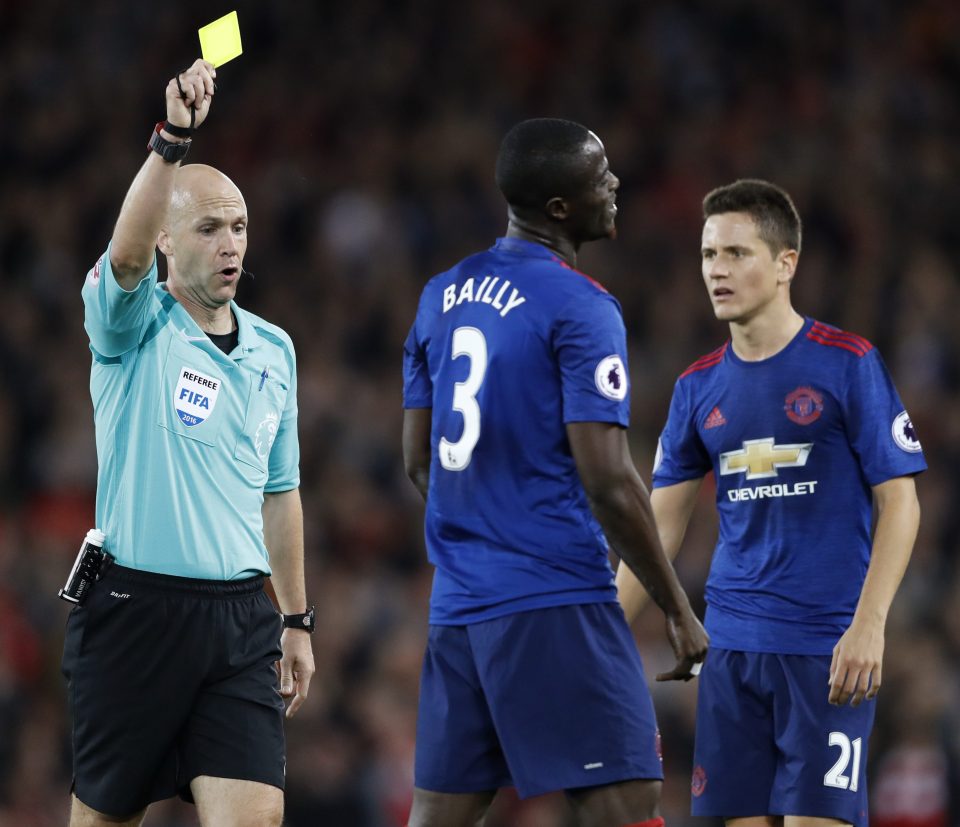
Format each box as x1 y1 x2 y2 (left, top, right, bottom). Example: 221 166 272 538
784 386 823 425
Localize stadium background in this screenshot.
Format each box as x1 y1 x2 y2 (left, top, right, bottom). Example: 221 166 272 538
1 1 958 824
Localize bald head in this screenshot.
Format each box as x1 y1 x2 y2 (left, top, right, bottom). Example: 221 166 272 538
166 164 245 230
156 162 249 307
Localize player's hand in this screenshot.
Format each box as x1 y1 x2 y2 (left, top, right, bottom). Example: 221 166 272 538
278 628 316 719
165 59 216 131
828 618 883 706
656 609 709 682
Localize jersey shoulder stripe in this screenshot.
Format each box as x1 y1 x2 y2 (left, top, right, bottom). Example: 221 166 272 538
679 342 729 379
557 259 609 293
807 321 873 357
809 320 872 349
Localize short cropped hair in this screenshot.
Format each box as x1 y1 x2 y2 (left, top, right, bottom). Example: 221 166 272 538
703 179 802 255
495 118 594 210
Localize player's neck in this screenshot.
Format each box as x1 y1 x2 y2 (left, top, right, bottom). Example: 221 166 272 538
504 221 578 268
728 304 805 362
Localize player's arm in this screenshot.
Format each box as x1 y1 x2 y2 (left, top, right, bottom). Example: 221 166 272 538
568 421 708 680
828 475 920 707
110 59 215 289
402 408 432 501
616 477 703 627
263 488 315 718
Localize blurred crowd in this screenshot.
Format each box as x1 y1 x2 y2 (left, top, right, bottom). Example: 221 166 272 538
2 0 959 824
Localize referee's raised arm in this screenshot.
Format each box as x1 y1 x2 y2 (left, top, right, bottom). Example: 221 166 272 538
109 59 216 290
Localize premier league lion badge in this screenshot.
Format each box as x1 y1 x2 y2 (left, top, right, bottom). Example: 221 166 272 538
891 411 922 453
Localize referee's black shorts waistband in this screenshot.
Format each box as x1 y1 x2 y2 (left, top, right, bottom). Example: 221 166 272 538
102 562 265 597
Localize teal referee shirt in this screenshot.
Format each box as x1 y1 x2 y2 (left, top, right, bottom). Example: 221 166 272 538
82 245 300 579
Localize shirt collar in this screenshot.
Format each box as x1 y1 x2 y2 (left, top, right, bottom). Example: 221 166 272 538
159 285 260 360
492 237 562 261
232 301 260 356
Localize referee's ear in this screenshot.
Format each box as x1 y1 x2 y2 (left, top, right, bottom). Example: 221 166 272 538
157 229 174 257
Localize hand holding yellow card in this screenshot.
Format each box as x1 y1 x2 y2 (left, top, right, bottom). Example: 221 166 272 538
198 11 243 68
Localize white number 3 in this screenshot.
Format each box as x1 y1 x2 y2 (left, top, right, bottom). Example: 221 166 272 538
439 327 487 471
823 731 861 792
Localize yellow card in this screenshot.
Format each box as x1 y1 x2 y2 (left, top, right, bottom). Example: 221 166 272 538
198 11 242 68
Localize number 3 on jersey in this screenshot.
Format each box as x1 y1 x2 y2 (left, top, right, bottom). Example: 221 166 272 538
439 327 487 471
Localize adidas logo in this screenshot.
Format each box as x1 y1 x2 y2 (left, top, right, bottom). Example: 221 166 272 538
704 406 727 429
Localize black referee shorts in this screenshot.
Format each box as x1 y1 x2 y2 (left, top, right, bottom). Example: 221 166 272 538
61 563 285 818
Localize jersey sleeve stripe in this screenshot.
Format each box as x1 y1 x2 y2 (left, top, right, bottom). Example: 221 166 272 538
809 322 873 352
680 355 722 378
808 328 870 352
679 342 728 378
808 325 873 353
810 322 871 347
557 259 609 293
689 343 728 366
806 330 871 356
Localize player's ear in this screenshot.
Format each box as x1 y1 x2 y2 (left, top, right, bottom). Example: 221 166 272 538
777 249 799 285
545 196 569 221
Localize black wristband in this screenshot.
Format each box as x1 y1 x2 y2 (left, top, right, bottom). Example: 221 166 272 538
148 122 190 164
282 606 316 633
163 120 193 138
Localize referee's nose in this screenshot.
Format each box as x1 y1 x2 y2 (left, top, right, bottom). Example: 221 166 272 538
220 228 241 257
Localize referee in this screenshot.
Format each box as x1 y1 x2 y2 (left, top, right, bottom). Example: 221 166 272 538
61 59 314 827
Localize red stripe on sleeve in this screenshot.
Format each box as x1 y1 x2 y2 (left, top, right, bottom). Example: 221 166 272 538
680 342 728 378
806 331 869 356
810 323 873 353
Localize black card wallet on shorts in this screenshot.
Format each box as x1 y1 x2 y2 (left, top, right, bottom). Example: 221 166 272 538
58 529 109 605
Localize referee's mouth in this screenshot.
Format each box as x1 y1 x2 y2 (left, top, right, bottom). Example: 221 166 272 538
219 266 240 282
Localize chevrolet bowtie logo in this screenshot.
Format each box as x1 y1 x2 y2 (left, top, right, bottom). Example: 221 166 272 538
719 438 813 480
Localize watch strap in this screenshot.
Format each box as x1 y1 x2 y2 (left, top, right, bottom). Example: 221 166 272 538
147 122 191 163
282 605 316 633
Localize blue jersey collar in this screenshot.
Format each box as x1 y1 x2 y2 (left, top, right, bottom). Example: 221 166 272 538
725 316 814 367
493 236 563 261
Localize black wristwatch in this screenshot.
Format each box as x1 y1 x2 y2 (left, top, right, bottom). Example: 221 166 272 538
282 606 316 633
147 122 191 164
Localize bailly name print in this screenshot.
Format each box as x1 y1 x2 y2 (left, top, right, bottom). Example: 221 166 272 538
442 276 527 317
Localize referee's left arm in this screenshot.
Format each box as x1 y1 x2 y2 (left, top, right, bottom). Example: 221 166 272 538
263 488 315 718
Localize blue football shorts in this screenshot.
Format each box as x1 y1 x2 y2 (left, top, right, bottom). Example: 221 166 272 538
414 602 663 799
692 647 875 826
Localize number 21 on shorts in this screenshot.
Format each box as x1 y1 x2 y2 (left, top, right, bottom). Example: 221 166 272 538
823 731 861 792
439 327 487 471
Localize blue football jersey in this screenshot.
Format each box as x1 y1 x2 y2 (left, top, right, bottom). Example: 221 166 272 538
403 237 631 625
654 318 927 654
